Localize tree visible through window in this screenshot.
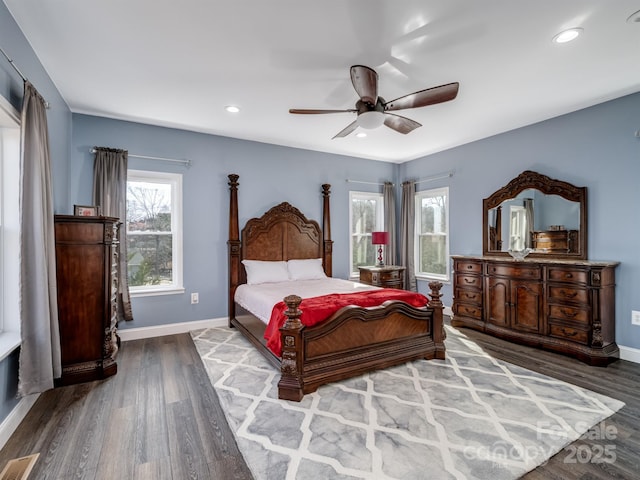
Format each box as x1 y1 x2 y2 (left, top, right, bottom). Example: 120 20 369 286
415 187 449 280
349 191 383 277
126 170 182 292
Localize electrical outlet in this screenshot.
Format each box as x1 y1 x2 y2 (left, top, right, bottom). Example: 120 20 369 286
191 292 199 304
632 310 640 326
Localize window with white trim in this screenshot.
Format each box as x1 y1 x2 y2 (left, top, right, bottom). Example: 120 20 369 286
0 99 21 354
415 187 449 281
126 170 183 295
349 191 384 277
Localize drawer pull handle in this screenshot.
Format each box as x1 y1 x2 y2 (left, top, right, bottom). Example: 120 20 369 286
560 308 578 318
464 278 475 284
565 273 573 278
467 265 473 269
560 328 578 337
560 290 577 299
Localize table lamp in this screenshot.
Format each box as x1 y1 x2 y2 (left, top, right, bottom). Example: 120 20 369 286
371 231 389 266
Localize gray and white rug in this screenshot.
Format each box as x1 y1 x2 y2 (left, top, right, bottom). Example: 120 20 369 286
191 326 624 480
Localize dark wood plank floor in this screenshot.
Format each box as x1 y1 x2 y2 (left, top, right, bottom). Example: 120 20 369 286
0 326 638 479
0 334 253 480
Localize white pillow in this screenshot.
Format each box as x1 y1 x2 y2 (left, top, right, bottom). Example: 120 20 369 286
287 258 327 281
242 260 289 285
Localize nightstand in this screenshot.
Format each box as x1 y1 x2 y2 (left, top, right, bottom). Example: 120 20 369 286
358 265 405 289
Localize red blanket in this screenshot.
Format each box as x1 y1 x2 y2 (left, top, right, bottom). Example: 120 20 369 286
264 289 429 356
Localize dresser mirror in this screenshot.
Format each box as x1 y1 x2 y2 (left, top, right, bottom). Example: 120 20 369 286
482 170 587 259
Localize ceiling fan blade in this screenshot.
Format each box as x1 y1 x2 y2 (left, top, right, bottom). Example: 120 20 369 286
289 108 356 114
384 82 459 111
350 65 378 105
332 120 359 139
383 113 422 134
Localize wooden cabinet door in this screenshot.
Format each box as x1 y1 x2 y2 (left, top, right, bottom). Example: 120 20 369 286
511 280 543 333
486 277 509 327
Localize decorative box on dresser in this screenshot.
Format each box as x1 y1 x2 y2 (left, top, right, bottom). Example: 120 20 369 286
451 255 619 366
358 265 405 289
54 215 120 386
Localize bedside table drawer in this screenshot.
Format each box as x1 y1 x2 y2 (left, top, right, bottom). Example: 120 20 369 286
358 266 405 289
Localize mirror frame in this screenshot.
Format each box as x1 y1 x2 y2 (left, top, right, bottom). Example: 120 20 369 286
482 170 587 260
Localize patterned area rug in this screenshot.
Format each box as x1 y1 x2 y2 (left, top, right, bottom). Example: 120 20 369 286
191 326 624 480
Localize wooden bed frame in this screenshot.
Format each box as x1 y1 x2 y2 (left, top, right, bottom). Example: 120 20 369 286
227 174 445 401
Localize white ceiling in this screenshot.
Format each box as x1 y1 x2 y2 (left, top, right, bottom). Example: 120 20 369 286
5 1 640 163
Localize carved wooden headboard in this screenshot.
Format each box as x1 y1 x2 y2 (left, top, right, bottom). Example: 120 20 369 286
227 174 333 323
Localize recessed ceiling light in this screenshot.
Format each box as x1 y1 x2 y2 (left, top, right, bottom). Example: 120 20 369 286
225 105 240 113
553 28 583 44
356 132 367 138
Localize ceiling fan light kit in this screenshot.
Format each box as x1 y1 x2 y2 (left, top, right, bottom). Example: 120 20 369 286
289 65 459 139
356 111 385 129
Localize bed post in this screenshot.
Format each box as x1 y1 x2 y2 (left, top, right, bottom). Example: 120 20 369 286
322 184 333 277
428 281 446 359
228 174 241 327
278 295 305 401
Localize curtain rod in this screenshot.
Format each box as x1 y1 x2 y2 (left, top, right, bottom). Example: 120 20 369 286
415 171 455 185
0 45 50 109
90 148 191 167
346 179 395 186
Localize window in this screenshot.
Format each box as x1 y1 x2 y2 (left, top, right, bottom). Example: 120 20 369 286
415 187 449 281
349 191 384 277
126 170 183 295
0 98 21 356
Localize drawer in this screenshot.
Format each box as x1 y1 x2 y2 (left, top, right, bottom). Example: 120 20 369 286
455 273 482 289
547 267 589 285
455 288 482 304
373 269 401 282
549 304 590 324
549 323 589 345
455 260 482 274
486 264 541 280
454 303 482 320
548 286 589 304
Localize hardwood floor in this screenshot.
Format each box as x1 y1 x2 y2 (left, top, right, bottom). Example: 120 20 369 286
0 325 638 479
0 334 254 480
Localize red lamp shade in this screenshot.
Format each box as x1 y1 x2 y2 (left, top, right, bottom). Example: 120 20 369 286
371 231 389 245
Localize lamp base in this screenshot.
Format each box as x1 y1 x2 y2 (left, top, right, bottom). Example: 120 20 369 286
377 245 384 266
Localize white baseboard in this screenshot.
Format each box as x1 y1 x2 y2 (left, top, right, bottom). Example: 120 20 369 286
118 317 228 342
619 345 640 364
0 393 40 450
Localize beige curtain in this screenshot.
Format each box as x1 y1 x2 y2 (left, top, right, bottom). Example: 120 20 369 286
92 147 133 321
18 81 60 395
383 181 397 265
400 180 417 291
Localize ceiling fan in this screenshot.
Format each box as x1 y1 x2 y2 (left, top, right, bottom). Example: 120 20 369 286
289 65 459 139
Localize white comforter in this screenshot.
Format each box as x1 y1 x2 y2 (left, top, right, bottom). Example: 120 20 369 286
234 278 379 324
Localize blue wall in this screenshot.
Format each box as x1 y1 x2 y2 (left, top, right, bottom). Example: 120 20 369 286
400 91 640 351
71 114 396 330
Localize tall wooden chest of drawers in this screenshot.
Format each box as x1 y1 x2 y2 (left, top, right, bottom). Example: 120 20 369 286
451 255 619 366
54 215 120 385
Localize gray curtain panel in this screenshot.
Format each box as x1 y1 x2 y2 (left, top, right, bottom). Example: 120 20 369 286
383 181 397 266
18 81 61 395
400 180 417 291
92 147 134 321
524 198 534 249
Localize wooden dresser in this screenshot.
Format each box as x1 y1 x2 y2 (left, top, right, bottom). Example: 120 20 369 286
358 265 405 289
451 255 619 366
55 215 120 386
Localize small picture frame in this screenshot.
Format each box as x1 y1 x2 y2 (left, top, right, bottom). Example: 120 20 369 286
74 205 101 217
